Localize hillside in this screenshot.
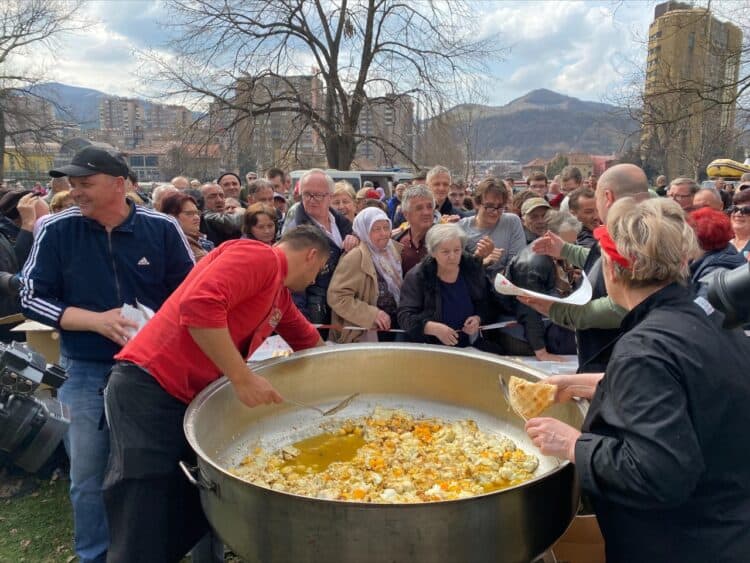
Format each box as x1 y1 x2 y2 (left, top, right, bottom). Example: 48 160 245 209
31 83 638 161
29 82 106 129
29 83 200 130
439 89 639 162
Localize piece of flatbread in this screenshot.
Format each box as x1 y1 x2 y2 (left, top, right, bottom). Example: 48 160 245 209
508 376 557 419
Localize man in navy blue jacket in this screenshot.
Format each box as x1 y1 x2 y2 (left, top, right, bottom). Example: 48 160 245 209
20 146 194 563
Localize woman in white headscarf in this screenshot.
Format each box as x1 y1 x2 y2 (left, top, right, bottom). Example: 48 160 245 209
327 207 403 343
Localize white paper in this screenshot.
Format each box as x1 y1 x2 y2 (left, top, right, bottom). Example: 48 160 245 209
248 334 293 363
494 271 592 305
121 301 155 337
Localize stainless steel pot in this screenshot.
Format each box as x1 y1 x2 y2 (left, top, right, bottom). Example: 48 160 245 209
183 344 585 563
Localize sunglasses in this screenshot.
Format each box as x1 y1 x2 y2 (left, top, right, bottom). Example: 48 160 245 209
727 205 750 216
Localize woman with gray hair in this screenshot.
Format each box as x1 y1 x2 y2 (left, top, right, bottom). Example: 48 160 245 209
397 223 496 350
502 210 580 361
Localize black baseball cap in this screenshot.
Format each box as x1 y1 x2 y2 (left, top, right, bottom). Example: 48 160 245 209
49 147 130 179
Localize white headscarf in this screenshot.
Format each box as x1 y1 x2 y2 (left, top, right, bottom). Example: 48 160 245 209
352 207 403 303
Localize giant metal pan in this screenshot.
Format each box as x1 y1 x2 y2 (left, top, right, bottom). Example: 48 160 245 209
183 343 585 563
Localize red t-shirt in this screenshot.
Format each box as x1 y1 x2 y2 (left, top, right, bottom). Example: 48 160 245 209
116 240 320 403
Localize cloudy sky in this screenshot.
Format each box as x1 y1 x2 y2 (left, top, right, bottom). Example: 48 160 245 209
23 0 711 107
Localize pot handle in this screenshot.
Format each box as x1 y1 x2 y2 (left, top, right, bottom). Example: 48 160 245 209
179 461 217 492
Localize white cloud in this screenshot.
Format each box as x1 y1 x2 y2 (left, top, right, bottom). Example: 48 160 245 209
18 0 657 109
479 1 654 105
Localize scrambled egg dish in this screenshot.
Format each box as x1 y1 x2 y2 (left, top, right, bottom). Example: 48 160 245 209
230 408 539 503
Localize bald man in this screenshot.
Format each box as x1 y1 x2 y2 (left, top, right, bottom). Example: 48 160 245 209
693 188 724 211
521 164 650 372
171 176 190 191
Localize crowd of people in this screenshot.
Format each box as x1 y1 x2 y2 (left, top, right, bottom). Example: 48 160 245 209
2 146 750 563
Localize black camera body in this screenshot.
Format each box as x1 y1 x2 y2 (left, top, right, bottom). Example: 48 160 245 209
0 342 69 473
707 262 750 329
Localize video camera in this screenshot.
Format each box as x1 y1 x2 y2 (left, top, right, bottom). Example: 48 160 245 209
0 341 69 472
708 262 750 329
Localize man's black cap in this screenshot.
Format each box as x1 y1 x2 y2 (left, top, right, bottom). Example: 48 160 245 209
49 147 129 179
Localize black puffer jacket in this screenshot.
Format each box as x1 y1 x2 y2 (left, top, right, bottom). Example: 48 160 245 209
506 245 557 351
689 245 746 299
397 252 493 343
577 244 621 372
290 204 352 324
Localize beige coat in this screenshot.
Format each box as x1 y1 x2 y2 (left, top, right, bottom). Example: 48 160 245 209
327 241 401 343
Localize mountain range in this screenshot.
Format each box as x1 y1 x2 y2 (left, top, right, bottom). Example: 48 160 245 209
31 83 638 161
30 82 115 129
434 89 639 163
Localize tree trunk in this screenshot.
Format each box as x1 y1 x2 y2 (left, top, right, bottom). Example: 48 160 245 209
326 134 357 170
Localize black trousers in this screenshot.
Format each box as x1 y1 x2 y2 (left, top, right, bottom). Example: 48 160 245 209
102 362 209 563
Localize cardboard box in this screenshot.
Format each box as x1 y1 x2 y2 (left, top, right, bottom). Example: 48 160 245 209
11 320 61 365
553 514 606 563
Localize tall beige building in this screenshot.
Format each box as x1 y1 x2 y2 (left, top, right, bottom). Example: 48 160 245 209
641 1 742 179
356 94 414 169
234 74 325 171
99 97 144 146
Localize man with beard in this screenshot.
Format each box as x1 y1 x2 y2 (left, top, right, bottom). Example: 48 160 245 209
568 188 601 248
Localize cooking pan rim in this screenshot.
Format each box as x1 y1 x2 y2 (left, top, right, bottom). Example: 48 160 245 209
183 343 580 506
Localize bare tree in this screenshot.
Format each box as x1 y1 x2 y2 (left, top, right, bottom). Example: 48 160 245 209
0 0 86 181
414 111 466 174
142 0 501 171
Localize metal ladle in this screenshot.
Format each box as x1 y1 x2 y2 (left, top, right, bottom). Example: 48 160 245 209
286 392 360 416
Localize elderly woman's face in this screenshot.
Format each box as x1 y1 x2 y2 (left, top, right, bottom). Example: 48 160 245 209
369 219 391 251
331 193 355 220
433 238 463 269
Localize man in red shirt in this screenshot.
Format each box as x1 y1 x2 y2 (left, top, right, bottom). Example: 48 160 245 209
102 225 328 563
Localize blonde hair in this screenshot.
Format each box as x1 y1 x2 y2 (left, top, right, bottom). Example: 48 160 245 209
50 190 74 213
606 198 699 288
333 181 356 200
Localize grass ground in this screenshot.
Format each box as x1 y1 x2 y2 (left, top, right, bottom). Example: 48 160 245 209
0 472 240 563
0 476 75 562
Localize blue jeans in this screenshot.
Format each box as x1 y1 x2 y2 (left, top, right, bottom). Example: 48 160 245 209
59 356 113 563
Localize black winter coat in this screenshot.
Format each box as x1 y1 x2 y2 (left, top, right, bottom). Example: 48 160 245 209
506 245 558 351
290 204 352 324
397 253 493 343
576 244 621 372
576 226 596 249
576 284 750 563
689 244 746 299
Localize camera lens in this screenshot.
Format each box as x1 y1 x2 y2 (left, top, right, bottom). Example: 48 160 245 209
707 263 750 329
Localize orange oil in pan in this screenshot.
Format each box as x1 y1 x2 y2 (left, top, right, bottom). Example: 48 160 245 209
281 431 366 474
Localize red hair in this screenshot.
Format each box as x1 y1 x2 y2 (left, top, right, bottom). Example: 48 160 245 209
689 207 734 251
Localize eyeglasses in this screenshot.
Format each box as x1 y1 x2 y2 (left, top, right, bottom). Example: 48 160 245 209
670 193 693 200
481 204 505 212
302 192 330 202
727 205 750 216
179 210 200 217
